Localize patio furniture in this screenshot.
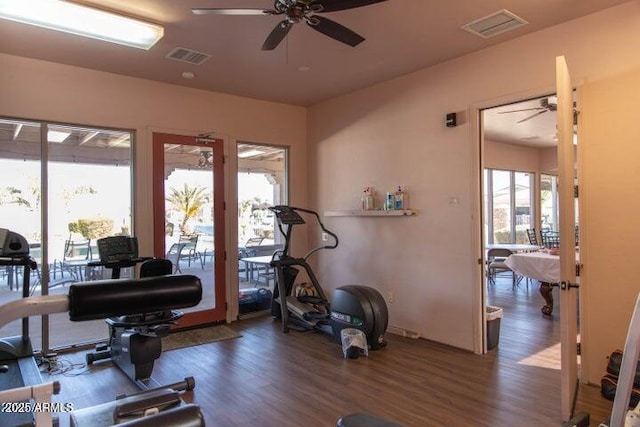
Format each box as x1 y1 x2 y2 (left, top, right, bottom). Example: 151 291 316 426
178 234 201 268
57 237 93 281
166 243 187 273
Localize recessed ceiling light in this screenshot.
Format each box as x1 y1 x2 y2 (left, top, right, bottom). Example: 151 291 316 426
0 0 164 50
182 71 196 79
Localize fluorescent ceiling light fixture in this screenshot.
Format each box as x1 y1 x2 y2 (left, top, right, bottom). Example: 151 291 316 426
0 0 164 50
238 149 266 158
48 130 71 143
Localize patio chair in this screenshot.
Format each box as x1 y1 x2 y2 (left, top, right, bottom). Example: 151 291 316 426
244 237 264 247
57 237 93 281
178 234 202 268
166 242 187 274
237 237 264 282
238 247 257 282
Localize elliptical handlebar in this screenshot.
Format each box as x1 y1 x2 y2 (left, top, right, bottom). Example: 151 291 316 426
269 205 338 260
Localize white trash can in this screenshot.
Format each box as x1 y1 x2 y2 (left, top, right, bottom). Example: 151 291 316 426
486 306 503 350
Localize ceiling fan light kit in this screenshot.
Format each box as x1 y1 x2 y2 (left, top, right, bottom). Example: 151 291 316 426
192 0 388 51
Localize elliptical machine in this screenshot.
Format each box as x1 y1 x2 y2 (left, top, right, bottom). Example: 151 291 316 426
268 205 388 350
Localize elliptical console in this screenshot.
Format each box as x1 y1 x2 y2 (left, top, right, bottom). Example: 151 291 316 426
269 205 388 350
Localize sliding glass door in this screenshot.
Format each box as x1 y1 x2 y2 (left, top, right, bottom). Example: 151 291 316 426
0 117 133 351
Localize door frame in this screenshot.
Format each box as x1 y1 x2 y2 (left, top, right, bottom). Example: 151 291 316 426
152 132 226 327
472 57 581 421
471 87 557 354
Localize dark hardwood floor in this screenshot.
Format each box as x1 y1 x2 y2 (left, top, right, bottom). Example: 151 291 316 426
42 276 613 427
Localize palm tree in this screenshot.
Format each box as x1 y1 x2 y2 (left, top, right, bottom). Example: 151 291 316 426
166 183 209 234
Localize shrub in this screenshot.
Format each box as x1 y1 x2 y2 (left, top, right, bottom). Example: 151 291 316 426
68 218 114 239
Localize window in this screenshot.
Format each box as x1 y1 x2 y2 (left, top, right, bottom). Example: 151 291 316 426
237 142 288 293
540 174 559 231
484 169 535 244
237 142 287 246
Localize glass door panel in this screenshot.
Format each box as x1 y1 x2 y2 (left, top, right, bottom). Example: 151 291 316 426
47 124 133 348
0 119 43 351
153 133 225 327
0 119 133 350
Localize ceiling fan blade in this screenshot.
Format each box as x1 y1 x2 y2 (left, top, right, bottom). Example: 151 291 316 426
516 110 547 124
192 8 274 16
262 20 293 51
498 107 545 114
312 0 388 13
307 15 365 47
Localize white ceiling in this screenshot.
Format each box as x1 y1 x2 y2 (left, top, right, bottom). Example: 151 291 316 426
0 0 627 145
483 96 563 148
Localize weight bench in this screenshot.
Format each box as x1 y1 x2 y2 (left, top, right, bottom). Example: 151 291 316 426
69 380 204 427
0 274 203 427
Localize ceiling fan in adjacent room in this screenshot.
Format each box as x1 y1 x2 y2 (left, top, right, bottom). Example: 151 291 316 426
498 97 558 124
192 0 388 50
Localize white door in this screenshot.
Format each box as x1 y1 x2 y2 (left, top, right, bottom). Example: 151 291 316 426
556 55 579 422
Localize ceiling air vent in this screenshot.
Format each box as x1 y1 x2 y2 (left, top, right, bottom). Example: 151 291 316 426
461 9 528 39
166 47 211 65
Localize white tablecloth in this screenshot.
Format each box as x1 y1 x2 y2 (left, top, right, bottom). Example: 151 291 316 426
504 252 560 283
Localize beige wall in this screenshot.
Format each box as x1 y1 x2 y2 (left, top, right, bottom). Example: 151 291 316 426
484 139 543 173
579 68 640 383
308 1 640 355
0 53 308 321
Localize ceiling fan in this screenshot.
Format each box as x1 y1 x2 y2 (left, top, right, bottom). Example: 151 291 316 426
192 0 388 51
498 97 558 124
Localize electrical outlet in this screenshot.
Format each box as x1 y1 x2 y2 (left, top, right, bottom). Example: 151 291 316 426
387 291 394 304
321 232 328 242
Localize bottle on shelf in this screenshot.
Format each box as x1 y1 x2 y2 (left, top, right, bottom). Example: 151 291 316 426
394 186 404 210
396 186 409 210
385 192 394 211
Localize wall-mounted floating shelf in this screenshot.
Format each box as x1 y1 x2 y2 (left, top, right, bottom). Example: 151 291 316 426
324 209 417 217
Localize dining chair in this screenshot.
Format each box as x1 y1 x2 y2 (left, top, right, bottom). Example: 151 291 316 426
526 228 540 246
487 248 520 287
541 230 560 248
